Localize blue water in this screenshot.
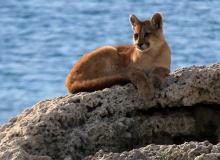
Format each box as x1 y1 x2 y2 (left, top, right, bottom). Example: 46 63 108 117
0 0 220 124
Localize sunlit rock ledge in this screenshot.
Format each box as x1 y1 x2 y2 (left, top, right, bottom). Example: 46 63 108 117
0 64 220 160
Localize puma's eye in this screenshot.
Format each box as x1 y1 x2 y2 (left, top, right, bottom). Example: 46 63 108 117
144 32 151 37
134 33 138 39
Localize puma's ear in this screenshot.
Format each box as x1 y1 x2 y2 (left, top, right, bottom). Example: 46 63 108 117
151 12 163 30
129 14 140 27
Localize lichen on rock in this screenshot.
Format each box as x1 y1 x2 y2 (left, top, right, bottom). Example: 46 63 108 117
0 63 220 160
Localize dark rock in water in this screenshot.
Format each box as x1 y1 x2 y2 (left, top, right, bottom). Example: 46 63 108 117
0 64 220 160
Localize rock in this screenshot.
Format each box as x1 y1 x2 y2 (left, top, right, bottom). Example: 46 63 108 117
0 63 220 160
85 141 220 160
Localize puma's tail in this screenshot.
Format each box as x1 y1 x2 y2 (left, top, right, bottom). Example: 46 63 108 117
66 75 129 94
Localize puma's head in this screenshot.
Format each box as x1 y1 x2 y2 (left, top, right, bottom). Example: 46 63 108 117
129 12 164 53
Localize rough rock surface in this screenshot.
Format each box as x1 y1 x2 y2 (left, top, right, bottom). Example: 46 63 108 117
0 64 220 160
85 141 220 160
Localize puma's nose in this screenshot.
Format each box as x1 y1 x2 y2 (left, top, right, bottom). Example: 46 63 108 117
138 43 144 48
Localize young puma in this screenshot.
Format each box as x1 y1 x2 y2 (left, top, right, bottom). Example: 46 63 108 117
66 12 171 104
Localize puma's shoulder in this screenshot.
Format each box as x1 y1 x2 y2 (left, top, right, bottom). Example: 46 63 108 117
114 45 135 56
95 45 118 53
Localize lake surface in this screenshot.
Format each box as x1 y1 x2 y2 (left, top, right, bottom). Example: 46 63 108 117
0 0 220 123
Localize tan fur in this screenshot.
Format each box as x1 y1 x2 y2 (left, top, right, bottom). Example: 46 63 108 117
66 13 171 104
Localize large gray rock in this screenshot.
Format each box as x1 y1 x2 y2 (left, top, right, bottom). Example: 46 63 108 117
0 64 220 160
85 141 220 160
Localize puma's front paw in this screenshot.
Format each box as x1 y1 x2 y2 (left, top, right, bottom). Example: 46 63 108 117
138 84 155 107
